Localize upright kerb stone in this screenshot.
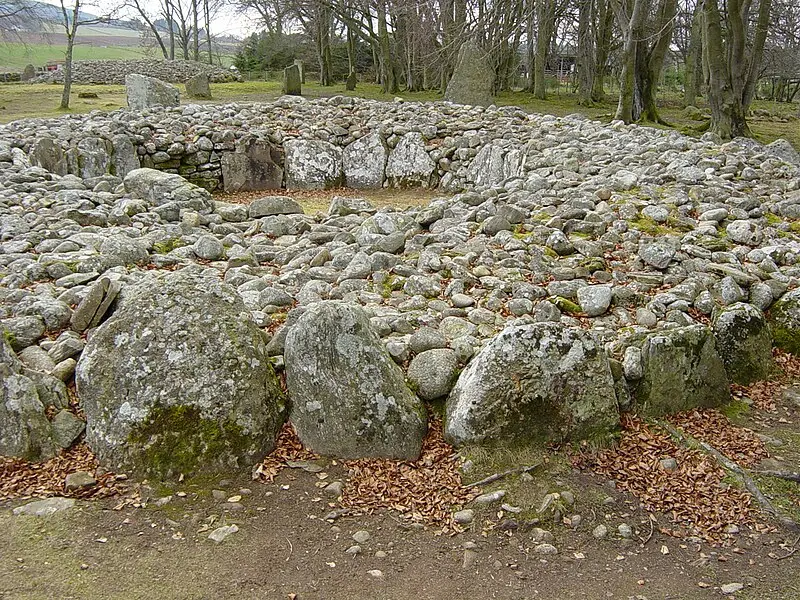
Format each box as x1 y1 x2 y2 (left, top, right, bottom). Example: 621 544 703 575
283 64 302 96
125 74 180 110
185 73 212 99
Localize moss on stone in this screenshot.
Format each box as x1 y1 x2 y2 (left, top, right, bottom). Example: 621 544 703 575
552 296 582 315
128 404 255 480
153 238 186 254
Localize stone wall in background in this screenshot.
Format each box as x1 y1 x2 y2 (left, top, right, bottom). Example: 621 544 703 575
32 59 241 85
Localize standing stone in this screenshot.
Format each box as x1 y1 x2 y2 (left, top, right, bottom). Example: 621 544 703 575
0 337 56 461
343 133 388 189
185 73 212 99
111 134 140 178
21 64 36 81
346 71 357 91
444 40 494 107
768 289 800 353
385 132 436 188
221 136 284 192
282 65 302 96
125 74 180 110
75 269 285 478
284 139 343 190
633 325 729 416
30 137 68 176
712 303 773 385
77 137 112 179
285 302 427 460
445 323 619 447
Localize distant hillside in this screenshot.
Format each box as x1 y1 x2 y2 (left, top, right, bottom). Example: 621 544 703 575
0 0 98 25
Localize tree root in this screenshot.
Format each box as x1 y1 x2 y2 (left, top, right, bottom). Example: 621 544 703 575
757 471 800 483
659 421 799 531
464 464 541 489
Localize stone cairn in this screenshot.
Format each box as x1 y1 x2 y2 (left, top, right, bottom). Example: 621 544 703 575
0 96 799 481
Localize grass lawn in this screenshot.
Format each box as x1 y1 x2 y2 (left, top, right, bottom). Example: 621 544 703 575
0 43 150 72
0 79 797 151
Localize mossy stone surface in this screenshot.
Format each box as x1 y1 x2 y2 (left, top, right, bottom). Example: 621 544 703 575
769 289 800 354
713 302 774 385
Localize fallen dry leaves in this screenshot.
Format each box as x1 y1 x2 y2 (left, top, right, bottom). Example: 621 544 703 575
0 444 125 502
578 413 756 543
668 409 769 467
254 419 475 532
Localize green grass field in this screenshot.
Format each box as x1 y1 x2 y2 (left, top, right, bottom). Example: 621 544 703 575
0 43 150 72
0 78 797 151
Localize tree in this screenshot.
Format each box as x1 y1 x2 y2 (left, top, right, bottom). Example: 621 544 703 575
59 0 114 110
703 0 772 138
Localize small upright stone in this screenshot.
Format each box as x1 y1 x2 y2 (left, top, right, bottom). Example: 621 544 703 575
346 71 357 91
282 64 302 96
125 74 180 110
444 40 494 107
185 73 212 99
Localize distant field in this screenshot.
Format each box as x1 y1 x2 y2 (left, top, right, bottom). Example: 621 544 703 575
0 42 151 71
0 80 796 152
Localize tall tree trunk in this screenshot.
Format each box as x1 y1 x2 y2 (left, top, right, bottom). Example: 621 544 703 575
684 0 703 107
576 0 594 105
613 0 646 122
533 0 555 99
377 0 397 93
204 0 212 64
703 0 772 138
192 0 199 61
59 0 81 110
637 0 677 122
591 0 613 101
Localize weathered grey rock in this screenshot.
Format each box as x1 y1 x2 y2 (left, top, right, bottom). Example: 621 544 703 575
726 220 762 246
639 242 675 270
576 285 612 317
100 235 149 269
343 133 387 189
0 337 56 460
1 316 45 351
30 137 67 176
407 348 460 400
249 196 304 218
284 139 343 190
70 278 121 333
765 139 800 166
111 134 140 178
13 497 75 516
21 64 36 81
77 137 111 179
282 64 301 96
466 143 524 186
65 471 96 492
713 303 773 385
386 132 436 188
193 235 224 261
185 73 211 99
328 196 376 216
52 409 86 448
221 137 284 192
285 301 426 460
345 70 357 91
768 288 800 354
633 325 729 416
123 168 214 212
76 269 285 478
445 322 619 446
444 40 494 107
125 74 180 110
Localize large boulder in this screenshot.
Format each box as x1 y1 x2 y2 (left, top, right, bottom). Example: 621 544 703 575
185 73 211 99
385 132 436 188
75 269 285 478
769 288 800 353
284 139 343 190
282 64 301 96
466 142 524 187
285 302 427 460
0 336 57 461
444 40 494 107
445 323 619 447
29 137 67 176
343 133 388 189
77 137 112 179
633 325 729 416
125 74 181 110
221 136 284 192
713 303 773 385
123 168 214 213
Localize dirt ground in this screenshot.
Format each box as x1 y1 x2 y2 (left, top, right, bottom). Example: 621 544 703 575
2 451 799 600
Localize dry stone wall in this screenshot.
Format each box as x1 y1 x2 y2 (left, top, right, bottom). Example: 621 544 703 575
32 59 240 85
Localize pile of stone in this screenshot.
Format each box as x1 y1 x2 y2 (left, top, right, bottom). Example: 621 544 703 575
1 98 800 480
31 59 240 85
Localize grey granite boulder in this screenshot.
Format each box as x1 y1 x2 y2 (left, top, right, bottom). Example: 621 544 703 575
282 64 301 96
713 303 773 385
123 168 214 213
444 40 494 107
445 322 619 447
0 337 56 461
284 139 343 190
386 132 436 188
407 348 460 400
285 301 427 460
185 73 211 99
769 289 800 354
76 268 285 478
343 133 388 189
125 74 180 110
221 136 284 193
633 325 729 416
